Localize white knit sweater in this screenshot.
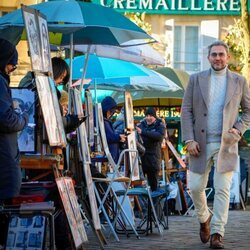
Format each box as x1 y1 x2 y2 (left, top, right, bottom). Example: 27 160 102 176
207 67 227 143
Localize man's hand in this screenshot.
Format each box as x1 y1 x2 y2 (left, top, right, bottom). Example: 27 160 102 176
228 128 241 136
186 140 200 157
119 134 126 142
136 126 142 134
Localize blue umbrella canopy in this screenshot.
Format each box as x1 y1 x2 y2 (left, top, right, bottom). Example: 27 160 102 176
57 85 113 102
0 0 154 46
67 55 181 92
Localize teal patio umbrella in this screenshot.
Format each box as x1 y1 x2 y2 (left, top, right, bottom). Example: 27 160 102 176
68 55 180 92
0 0 153 46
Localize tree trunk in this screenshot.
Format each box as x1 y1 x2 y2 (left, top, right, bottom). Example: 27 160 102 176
241 0 250 83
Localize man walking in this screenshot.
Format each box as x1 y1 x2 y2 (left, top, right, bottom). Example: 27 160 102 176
181 40 250 249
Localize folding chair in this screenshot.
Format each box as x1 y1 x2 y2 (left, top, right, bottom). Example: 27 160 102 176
92 104 139 241
114 182 169 236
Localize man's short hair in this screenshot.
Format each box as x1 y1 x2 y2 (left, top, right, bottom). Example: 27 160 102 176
207 40 229 56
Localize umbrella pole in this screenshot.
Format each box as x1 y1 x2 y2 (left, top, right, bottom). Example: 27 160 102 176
79 45 91 93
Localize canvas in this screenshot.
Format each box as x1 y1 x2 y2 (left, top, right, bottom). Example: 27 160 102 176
11 87 36 153
22 5 52 74
22 6 43 72
127 131 140 181
37 13 52 73
71 88 91 163
124 91 134 130
56 177 88 248
6 215 46 250
35 75 66 147
71 90 101 230
85 89 95 147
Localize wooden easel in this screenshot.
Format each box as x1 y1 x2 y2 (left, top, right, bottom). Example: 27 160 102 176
162 139 186 183
20 148 64 180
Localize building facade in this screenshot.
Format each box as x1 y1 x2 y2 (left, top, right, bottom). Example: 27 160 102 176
92 0 248 74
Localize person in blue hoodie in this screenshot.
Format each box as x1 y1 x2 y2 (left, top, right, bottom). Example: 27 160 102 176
101 96 126 163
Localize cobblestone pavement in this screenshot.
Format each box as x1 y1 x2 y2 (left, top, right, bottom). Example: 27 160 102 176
83 209 250 250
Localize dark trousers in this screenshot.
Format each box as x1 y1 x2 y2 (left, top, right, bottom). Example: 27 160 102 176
141 154 160 191
142 167 159 191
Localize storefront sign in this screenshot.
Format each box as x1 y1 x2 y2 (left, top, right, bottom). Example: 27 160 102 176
92 0 248 15
133 106 181 120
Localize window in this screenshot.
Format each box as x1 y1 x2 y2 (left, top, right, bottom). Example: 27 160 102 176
174 25 200 72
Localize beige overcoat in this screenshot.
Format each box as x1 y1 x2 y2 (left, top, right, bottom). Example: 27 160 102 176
181 69 250 174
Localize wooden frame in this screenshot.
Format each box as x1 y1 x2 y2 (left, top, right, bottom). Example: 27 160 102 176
22 6 43 72
71 88 91 163
56 177 87 249
6 215 46 250
11 87 36 153
127 131 140 181
22 5 52 75
37 13 52 74
124 91 134 130
71 89 101 230
84 89 94 147
35 75 66 147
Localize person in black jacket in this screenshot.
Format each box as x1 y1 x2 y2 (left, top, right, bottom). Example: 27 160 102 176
0 39 29 203
0 39 29 246
136 107 165 191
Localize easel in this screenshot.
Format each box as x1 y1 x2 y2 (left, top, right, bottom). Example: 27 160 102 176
161 138 186 183
71 89 107 248
20 149 64 180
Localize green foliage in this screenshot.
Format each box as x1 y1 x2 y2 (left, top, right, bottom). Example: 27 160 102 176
125 12 151 33
223 19 245 73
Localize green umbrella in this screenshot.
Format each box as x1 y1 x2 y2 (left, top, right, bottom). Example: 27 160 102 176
113 67 189 106
155 67 189 90
0 0 153 46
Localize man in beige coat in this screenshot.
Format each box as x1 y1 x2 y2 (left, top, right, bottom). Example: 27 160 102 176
181 40 250 249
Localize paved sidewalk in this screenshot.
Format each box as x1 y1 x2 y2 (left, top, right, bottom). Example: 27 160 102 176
84 209 250 249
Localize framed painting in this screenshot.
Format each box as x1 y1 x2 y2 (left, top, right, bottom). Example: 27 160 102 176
124 91 134 130
37 12 52 74
127 131 140 181
56 177 87 249
6 215 46 250
35 75 66 147
11 87 36 153
85 89 94 147
22 6 43 72
71 88 91 163
71 91 101 230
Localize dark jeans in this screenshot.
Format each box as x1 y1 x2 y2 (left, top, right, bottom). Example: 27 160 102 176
141 154 160 192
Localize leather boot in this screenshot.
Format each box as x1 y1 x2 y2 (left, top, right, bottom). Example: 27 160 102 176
200 214 212 243
210 233 224 249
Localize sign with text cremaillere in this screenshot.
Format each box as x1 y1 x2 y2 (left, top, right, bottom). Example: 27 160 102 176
92 0 246 16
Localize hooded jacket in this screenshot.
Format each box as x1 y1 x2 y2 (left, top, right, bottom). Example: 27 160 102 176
101 97 121 163
0 39 29 200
